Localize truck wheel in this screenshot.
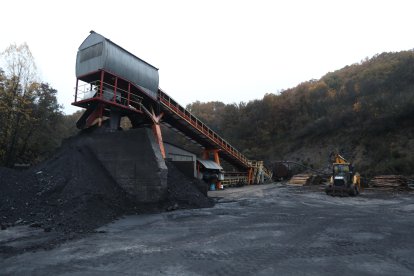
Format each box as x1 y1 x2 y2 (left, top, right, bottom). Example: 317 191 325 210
349 185 356 196
355 185 360 195
325 185 332 195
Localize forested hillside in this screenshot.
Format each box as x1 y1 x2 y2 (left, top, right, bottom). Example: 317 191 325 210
2 43 413 176
185 51 414 176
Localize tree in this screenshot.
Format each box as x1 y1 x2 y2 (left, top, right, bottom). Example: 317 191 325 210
1 43 37 92
0 43 64 166
186 101 226 132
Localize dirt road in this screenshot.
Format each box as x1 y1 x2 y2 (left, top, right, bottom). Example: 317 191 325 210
1 183 414 275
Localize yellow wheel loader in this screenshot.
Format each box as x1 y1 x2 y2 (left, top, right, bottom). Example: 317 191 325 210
325 153 361 196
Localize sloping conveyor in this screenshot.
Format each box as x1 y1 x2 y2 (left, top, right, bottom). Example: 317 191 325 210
158 89 273 184
72 31 272 184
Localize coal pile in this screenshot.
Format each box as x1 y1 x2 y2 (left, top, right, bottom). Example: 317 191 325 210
166 161 212 210
0 130 213 237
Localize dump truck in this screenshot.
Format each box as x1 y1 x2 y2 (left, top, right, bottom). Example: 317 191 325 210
325 153 361 196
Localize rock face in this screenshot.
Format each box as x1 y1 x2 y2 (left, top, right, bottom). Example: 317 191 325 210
89 128 168 203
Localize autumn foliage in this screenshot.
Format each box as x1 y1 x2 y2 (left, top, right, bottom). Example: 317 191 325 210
186 51 414 175
0 44 71 166
1 44 413 175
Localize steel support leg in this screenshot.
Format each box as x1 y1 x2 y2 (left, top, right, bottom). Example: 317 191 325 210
142 106 166 159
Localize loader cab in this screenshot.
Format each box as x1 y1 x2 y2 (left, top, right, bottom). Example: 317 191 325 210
333 163 349 174
327 160 360 196
332 163 352 186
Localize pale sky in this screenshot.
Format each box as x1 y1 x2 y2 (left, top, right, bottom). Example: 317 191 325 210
1 0 413 114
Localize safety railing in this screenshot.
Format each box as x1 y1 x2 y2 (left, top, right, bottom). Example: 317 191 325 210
74 79 143 111
158 89 251 168
76 81 98 101
248 160 273 182
222 172 248 185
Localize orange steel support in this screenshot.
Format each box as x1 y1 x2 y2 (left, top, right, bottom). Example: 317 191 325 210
203 149 222 189
99 70 104 98
143 107 166 159
248 167 254 185
113 76 118 102
203 149 220 165
85 103 104 128
152 123 165 159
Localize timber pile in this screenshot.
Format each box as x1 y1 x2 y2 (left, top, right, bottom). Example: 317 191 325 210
288 174 322 186
370 175 408 190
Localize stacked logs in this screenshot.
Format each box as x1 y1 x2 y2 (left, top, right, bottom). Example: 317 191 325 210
370 175 408 190
288 174 322 186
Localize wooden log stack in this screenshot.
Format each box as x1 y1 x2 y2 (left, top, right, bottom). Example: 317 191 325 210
289 174 311 185
288 174 323 186
370 175 408 190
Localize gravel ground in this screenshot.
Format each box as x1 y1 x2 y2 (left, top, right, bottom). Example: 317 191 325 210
1 183 413 275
